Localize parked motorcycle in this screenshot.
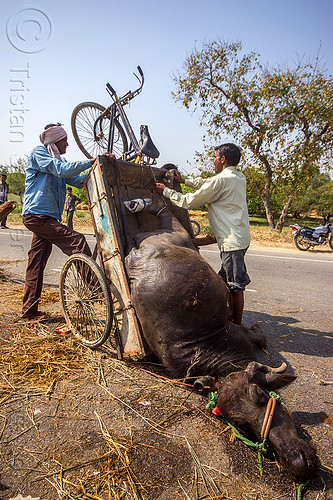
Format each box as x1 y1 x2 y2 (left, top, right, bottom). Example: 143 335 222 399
290 221 333 251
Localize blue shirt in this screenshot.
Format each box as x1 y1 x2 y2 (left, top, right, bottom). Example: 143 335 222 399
22 145 91 221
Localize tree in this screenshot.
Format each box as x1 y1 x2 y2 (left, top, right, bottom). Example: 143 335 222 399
6 157 27 204
289 171 331 218
315 181 333 222
67 185 88 206
173 40 333 230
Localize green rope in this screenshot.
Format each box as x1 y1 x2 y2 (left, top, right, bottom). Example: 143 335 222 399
297 479 310 500
206 391 269 474
225 419 269 453
205 389 309 491
205 390 218 410
257 449 264 475
268 390 286 408
225 418 269 475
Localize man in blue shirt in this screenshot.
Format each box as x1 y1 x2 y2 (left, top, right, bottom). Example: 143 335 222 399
21 123 113 318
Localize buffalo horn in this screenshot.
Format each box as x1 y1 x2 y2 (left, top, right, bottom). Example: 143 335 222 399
245 361 287 374
193 376 217 391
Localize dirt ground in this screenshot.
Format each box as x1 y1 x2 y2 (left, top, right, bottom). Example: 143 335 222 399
0 269 332 500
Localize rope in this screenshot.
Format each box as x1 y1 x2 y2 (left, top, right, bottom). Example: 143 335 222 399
268 390 286 408
149 163 158 183
206 390 289 475
297 479 310 500
156 206 167 217
206 390 310 494
205 391 218 409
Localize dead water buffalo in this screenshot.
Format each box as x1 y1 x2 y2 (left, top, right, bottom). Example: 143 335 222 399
125 199 317 480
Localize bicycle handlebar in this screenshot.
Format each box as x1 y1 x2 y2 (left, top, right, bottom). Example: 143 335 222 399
106 82 116 95
106 66 144 106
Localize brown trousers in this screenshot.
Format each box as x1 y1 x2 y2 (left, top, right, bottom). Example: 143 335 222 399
22 214 91 316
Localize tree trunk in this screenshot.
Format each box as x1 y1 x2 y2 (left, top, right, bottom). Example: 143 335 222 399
275 196 292 231
253 182 275 229
262 197 275 229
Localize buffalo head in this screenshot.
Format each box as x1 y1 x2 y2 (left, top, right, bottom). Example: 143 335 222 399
216 362 318 480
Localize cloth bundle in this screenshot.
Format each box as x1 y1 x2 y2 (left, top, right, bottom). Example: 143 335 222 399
123 198 152 213
39 125 67 160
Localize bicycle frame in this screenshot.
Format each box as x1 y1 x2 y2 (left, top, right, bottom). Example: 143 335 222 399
72 66 159 162
103 66 144 160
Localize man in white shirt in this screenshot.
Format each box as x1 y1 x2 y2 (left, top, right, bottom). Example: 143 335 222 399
155 143 251 325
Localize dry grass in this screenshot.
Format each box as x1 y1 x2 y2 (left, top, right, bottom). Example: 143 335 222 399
0 324 93 401
45 424 145 500
189 211 295 248
0 297 236 499
0 300 149 498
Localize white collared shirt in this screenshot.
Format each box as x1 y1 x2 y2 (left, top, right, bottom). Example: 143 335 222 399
163 167 250 251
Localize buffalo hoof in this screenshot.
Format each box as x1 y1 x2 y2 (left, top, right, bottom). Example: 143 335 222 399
148 195 167 216
248 322 267 348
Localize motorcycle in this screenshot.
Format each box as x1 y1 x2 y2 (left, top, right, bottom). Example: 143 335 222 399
290 221 333 251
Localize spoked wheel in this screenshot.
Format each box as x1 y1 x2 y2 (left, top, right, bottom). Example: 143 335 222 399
71 102 128 159
60 254 113 348
190 219 200 237
329 235 333 251
294 233 311 251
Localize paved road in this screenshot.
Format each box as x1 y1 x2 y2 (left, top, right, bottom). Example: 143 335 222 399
1 226 332 338
1 228 332 333
201 244 333 335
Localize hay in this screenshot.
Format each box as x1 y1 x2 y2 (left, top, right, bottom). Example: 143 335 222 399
41 436 144 500
39 287 60 306
0 322 93 401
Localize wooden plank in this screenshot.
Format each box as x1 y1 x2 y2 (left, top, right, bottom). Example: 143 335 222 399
83 156 195 359
85 161 145 358
100 157 194 236
102 157 166 190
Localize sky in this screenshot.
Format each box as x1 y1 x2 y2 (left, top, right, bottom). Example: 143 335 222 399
1 0 332 175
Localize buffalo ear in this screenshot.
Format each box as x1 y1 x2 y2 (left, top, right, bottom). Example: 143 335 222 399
252 372 297 390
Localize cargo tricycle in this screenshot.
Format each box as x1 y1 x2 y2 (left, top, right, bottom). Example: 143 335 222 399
59 157 194 359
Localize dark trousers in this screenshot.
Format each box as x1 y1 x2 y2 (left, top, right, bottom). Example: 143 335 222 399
0 201 7 227
66 209 74 230
22 214 91 316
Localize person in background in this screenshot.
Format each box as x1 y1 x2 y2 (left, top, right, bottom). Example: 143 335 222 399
21 122 114 318
0 173 10 229
155 143 251 325
65 186 81 230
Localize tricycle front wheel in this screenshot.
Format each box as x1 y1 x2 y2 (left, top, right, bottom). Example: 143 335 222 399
59 254 113 348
